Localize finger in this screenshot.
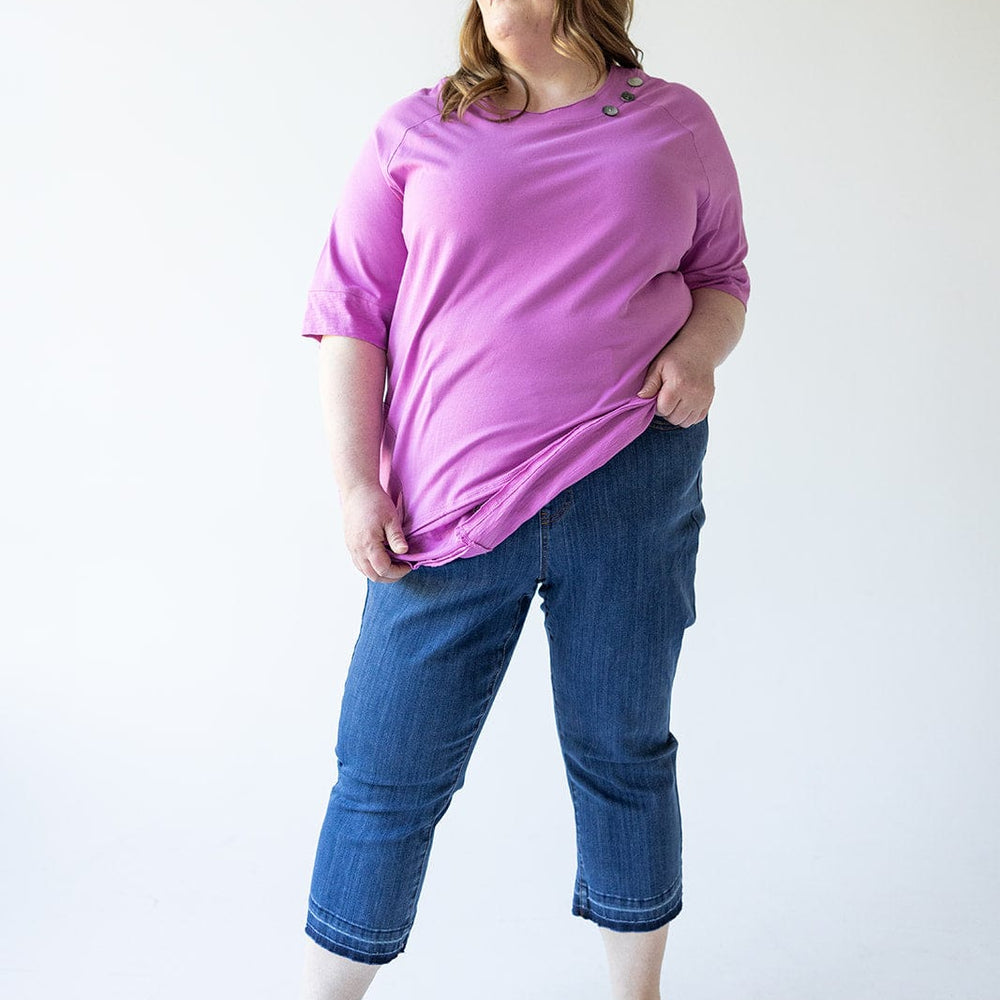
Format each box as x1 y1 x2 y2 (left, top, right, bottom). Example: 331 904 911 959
656 398 682 422
367 544 412 581
636 370 662 398
676 407 702 427
367 544 392 578
384 518 409 555
381 562 413 581
352 554 380 582
362 555 412 583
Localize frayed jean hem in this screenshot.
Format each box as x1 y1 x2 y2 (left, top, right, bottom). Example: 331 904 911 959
572 875 682 932
305 899 408 965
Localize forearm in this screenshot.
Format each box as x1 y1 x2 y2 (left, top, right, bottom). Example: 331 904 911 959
667 287 746 368
317 335 387 498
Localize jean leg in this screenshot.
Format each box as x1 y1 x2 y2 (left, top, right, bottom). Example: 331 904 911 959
305 521 537 963
540 416 709 931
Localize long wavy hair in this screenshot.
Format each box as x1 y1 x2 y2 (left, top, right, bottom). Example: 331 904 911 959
438 0 644 124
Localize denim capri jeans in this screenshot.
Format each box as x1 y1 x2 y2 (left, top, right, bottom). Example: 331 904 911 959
304 413 709 963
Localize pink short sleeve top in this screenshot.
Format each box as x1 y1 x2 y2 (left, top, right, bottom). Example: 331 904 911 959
301 65 750 567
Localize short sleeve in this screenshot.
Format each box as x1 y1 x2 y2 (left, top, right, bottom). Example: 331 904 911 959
676 94 751 308
300 124 408 349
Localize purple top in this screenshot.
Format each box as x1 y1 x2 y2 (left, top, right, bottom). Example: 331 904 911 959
302 65 750 567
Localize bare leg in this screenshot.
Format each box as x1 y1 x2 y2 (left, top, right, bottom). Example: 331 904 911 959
598 923 670 1000
299 937 383 1000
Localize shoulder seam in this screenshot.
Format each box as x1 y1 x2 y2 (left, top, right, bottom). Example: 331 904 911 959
648 92 712 210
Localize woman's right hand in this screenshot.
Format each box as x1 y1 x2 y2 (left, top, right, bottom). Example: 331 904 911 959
340 482 413 582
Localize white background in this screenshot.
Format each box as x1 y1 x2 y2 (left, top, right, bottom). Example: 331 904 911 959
2 1 998 998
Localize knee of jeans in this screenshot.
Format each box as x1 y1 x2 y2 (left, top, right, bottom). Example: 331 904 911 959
334 761 462 826
562 727 679 768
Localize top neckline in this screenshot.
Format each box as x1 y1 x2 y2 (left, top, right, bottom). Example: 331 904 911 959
474 65 641 124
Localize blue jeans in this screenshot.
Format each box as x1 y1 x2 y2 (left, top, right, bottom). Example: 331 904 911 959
305 414 709 963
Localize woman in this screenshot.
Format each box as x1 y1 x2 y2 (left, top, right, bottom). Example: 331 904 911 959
299 1 749 997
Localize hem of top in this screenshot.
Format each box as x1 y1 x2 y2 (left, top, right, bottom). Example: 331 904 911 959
456 399 655 544
392 397 659 568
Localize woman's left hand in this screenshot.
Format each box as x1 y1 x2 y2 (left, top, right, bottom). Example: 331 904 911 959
635 339 716 428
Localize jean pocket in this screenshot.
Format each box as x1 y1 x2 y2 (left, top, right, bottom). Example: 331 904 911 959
649 413 686 430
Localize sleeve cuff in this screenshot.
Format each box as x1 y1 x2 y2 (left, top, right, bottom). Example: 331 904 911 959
301 290 389 350
684 273 750 309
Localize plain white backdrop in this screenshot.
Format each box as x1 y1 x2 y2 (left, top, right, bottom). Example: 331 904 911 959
2 1 998 997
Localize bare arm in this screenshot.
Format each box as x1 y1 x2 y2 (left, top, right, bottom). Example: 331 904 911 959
665 286 746 367
318 335 387 495
318 335 411 581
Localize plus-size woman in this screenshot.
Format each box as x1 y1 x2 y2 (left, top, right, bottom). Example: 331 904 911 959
298 2 750 997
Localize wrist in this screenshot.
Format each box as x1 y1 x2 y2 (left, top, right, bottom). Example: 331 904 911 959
337 475 383 502
663 330 724 371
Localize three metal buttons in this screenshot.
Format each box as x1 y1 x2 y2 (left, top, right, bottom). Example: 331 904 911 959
603 75 644 117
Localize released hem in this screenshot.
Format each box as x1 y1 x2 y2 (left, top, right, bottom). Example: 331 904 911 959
571 876 682 932
305 897 409 965
304 921 403 965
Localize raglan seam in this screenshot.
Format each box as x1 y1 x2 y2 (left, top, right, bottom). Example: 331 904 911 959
379 107 445 202
649 85 750 300
648 88 713 211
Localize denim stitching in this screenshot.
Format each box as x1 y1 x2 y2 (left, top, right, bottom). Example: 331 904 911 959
307 896 410 943
585 874 682 907
305 925 396 961
550 679 591 910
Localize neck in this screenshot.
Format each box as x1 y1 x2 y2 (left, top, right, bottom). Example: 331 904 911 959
496 54 607 112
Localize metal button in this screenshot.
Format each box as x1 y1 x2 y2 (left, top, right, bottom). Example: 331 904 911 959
621 91 636 102
602 105 619 116
627 76 644 87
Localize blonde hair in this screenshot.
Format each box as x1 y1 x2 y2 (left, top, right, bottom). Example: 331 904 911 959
438 0 644 124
